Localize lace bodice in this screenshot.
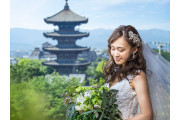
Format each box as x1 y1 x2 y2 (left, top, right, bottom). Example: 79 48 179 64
104 74 140 119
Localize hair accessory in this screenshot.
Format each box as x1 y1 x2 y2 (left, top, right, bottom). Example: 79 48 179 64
128 30 140 47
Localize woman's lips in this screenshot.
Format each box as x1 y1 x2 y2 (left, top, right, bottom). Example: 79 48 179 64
115 58 121 61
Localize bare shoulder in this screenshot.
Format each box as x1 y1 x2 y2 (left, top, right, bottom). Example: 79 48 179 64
132 71 147 88
134 71 146 79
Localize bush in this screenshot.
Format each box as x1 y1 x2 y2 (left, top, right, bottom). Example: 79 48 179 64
10 82 48 120
10 73 82 120
10 59 55 83
86 60 107 86
30 73 81 120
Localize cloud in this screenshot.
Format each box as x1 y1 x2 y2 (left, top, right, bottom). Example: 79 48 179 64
136 22 170 30
90 0 169 6
10 0 169 30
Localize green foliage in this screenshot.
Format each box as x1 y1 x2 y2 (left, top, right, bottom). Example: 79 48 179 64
10 73 81 120
96 57 103 62
153 49 170 62
29 73 81 120
101 89 122 120
10 82 48 120
102 49 108 54
10 58 83 120
65 85 122 120
78 58 84 61
86 60 107 86
10 58 55 83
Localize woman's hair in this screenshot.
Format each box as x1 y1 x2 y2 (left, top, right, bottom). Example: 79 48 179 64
103 25 146 83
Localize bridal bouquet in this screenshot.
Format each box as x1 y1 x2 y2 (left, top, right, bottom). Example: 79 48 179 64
64 84 122 120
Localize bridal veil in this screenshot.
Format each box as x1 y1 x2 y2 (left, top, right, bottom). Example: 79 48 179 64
142 42 170 120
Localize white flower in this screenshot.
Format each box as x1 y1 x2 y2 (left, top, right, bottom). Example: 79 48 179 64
94 105 101 109
75 105 83 111
76 94 85 103
75 105 84 113
84 90 92 98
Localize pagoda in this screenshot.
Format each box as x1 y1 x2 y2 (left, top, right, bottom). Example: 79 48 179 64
43 0 91 75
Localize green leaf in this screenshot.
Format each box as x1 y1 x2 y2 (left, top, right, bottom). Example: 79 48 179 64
102 88 107 109
99 111 104 120
80 109 96 116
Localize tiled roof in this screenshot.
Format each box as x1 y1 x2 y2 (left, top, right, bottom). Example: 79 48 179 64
43 45 90 52
44 9 88 23
43 59 91 66
29 47 43 57
44 32 89 38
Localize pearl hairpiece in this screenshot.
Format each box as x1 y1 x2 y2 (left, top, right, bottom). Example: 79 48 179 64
128 30 140 47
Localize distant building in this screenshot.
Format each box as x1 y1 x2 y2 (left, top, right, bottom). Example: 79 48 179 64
10 57 17 65
29 47 57 61
42 0 91 75
88 51 97 62
78 51 97 62
29 47 43 59
10 50 30 58
99 53 109 59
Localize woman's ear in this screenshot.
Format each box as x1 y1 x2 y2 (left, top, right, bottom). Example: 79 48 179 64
132 46 138 54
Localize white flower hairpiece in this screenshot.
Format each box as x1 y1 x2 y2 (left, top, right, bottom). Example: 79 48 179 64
128 30 140 47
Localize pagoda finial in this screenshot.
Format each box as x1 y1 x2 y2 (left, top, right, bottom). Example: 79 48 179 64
64 0 69 10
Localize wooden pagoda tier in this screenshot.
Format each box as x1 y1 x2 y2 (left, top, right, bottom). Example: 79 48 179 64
42 0 91 75
43 59 91 74
43 31 89 40
42 45 90 53
43 59 91 67
44 1 88 26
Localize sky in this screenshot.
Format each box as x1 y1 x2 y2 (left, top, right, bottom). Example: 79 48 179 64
10 0 170 30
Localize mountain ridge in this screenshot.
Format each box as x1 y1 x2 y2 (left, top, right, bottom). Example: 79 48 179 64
10 28 170 50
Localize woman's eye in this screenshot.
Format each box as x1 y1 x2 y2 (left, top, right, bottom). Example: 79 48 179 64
111 48 115 51
119 50 124 52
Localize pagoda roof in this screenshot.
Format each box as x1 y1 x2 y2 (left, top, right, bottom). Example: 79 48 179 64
44 32 89 38
29 47 43 58
43 45 90 52
44 2 88 24
43 59 91 67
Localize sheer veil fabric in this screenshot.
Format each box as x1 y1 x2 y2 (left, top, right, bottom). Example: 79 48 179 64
142 42 170 120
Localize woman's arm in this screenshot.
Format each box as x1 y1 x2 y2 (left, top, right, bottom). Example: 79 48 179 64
124 71 153 120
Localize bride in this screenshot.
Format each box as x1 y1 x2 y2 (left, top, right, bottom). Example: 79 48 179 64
103 25 170 120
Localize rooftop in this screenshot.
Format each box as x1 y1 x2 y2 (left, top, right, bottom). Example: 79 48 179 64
44 0 88 24
43 45 90 52
43 59 91 66
29 47 43 57
44 32 89 38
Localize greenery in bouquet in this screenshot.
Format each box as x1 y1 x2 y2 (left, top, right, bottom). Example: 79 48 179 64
64 84 122 120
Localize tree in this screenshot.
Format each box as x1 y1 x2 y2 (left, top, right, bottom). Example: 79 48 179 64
30 72 82 120
10 58 85 120
153 49 170 62
86 60 107 86
10 82 49 120
10 58 55 83
11 72 82 120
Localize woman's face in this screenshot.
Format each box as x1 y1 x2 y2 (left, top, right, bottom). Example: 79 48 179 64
110 37 134 66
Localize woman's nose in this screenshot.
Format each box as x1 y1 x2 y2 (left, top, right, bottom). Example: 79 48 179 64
114 50 119 57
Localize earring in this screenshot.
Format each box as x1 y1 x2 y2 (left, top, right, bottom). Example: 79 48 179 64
133 53 135 59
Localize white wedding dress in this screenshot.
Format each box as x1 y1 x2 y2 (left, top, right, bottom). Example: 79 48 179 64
104 42 170 120
104 73 140 119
